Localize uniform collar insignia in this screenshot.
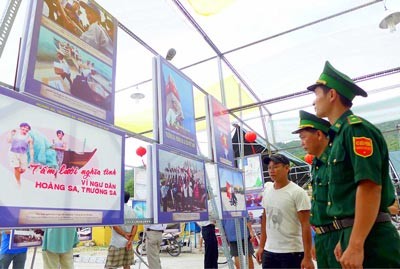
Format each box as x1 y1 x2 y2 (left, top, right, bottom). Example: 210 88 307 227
330 110 353 133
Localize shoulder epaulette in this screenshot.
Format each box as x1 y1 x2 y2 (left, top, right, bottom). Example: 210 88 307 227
347 115 362 125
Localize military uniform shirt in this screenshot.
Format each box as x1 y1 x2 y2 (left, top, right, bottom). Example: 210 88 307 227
326 110 395 218
310 146 334 226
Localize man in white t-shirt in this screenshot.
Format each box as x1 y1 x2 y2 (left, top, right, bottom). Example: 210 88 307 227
105 192 137 269
255 154 314 269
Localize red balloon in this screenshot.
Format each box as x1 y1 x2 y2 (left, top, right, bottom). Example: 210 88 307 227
304 154 314 164
245 132 257 143
136 146 147 157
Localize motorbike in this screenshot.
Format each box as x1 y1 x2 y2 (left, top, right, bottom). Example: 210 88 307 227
136 231 181 257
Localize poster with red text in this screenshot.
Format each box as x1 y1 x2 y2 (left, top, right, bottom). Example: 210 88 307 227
0 86 125 228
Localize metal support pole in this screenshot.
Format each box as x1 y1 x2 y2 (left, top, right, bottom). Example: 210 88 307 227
206 171 235 269
30 247 37 269
0 0 23 58
217 57 227 106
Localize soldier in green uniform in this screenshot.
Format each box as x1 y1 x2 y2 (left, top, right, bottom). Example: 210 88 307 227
292 110 341 268
307 61 400 268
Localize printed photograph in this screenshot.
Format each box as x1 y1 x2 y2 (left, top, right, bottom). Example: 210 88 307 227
218 165 246 215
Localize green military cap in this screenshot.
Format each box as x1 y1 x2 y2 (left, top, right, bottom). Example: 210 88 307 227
292 110 331 134
307 61 367 101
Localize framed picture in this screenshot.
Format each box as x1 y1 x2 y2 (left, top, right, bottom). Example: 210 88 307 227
152 144 208 223
0 86 125 228
206 95 234 166
17 0 117 123
217 164 247 218
9 229 44 248
156 56 197 155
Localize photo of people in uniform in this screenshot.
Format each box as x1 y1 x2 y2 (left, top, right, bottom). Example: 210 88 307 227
157 148 207 215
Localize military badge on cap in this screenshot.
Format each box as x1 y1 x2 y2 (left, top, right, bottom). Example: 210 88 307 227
307 61 367 101
292 110 331 134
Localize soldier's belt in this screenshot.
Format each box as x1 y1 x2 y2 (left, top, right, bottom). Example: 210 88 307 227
312 223 336 235
314 212 391 235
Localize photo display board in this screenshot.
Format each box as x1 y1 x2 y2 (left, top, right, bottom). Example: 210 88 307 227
9 229 44 249
17 0 117 123
238 154 264 210
206 95 234 166
152 144 208 223
157 56 197 155
77 227 92 241
9 227 91 249
217 164 247 218
0 86 125 228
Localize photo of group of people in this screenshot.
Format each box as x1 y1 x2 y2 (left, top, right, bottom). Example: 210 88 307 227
34 26 113 111
156 146 207 223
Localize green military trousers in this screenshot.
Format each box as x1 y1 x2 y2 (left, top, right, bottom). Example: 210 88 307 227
340 222 400 268
315 230 341 268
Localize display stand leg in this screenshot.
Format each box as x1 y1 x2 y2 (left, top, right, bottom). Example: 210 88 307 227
30 247 37 269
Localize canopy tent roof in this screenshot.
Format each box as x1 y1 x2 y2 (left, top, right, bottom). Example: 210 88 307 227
1 0 400 166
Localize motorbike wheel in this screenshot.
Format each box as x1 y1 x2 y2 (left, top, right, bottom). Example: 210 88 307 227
136 241 146 256
167 239 181 257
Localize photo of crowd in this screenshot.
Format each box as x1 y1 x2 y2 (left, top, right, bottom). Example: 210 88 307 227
158 148 207 214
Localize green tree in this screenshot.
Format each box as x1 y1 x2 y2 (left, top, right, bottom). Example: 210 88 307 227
125 169 134 197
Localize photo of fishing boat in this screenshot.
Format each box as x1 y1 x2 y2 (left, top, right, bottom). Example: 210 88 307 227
62 148 97 169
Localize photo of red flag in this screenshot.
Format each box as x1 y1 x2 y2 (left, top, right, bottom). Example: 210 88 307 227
226 181 231 199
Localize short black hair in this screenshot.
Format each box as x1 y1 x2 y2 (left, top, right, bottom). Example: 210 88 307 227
124 191 130 203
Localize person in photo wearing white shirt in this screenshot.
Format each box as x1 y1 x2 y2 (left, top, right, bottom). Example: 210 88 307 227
55 49 72 87
79 1 113 58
